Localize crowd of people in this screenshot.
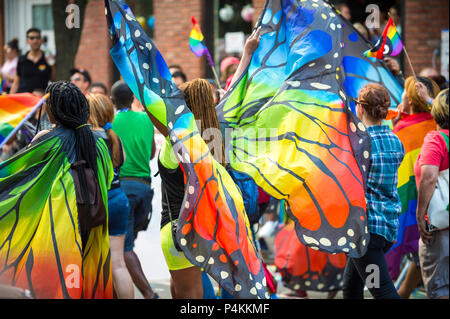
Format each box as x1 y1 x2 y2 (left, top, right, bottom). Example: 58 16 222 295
0 3 449 301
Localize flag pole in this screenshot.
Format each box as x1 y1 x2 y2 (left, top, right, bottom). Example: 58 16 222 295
386 12 417 81
206 51 222 90
0 94 50 148
403 46 417 81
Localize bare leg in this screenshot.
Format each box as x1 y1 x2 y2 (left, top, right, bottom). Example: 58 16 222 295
169 277 176 299
397 261 422 299
124 250 157 299
170 266 203 299
110 235 134 299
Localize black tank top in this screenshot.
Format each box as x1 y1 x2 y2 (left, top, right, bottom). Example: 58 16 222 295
158 158 185 229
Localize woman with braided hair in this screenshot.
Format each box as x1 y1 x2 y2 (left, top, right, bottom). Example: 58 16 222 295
0 81 114 299
157 78 223 299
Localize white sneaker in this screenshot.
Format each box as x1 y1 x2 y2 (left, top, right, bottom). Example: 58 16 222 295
257 221 278 238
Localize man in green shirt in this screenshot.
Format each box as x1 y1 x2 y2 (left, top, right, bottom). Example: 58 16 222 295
111 80 158 299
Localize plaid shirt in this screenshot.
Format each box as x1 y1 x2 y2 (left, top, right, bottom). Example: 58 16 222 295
366 125 405 243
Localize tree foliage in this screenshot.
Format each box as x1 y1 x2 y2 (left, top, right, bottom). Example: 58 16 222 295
51 0 88 81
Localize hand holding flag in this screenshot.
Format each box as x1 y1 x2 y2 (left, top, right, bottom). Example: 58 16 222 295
364 17 403 59
364 17 417 80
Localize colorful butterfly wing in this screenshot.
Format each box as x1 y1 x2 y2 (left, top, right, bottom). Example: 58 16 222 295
105 0 267 298
0 129 113 299
218 0 374 258
274 222 346 291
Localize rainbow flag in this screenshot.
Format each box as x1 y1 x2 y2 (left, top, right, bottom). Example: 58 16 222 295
190 16 215 67
385 113 436 280
0 93 42 145
364 18 403 59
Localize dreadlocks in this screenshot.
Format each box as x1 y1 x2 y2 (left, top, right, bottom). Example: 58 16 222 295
45 81 99 248
179 79 226 167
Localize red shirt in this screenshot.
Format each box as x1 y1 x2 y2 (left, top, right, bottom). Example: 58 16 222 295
414 129 449 186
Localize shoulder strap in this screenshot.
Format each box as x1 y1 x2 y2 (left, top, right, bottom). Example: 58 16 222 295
118 137 125 167
439 132 449 153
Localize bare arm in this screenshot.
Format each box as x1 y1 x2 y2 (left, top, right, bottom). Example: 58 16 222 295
416 82 432 105
227 27 261 90
9 75 20 94
416 164 439 244
30 129 51 145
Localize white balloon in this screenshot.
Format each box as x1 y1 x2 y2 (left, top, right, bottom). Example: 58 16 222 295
219 5 234 22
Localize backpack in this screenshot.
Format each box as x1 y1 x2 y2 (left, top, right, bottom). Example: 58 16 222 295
227 167 260 224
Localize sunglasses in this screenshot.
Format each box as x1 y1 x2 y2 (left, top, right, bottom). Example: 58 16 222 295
27 36 41 41
351 97 367 106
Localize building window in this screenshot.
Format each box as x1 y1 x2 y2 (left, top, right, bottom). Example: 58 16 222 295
219 0 253 39
32 4 54 30
217 0 254 63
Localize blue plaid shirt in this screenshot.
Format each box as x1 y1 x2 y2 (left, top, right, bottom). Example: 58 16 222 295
366 125 405 243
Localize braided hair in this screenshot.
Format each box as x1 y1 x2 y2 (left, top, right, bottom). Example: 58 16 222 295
358 83 391 121
45 81 99 245
179 79 226 166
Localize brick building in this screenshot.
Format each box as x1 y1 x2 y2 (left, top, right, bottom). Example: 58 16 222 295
1 0 449 90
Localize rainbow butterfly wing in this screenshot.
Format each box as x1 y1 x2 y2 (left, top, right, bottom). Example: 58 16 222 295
0 128 113 298
218 0 404 258
218 0 371 258
275 222 347 292
105 0 267 298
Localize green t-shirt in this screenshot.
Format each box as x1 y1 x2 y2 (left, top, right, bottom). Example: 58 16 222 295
113 110 154 179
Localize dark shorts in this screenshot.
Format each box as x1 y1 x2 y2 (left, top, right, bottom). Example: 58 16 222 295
107 187 130 236
121 179 154 252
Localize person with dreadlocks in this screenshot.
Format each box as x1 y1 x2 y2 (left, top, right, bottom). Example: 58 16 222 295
156 78 225 299
0 81 113 298
87 93 134 299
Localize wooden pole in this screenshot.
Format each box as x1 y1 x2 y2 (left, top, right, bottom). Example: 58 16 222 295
210 64 222 90
403 46 417 81
205 50 222 90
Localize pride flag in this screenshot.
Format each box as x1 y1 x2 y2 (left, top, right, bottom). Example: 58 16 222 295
385 113 437 279
364 17 403 59
189 16 215 67
0 93 42 145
